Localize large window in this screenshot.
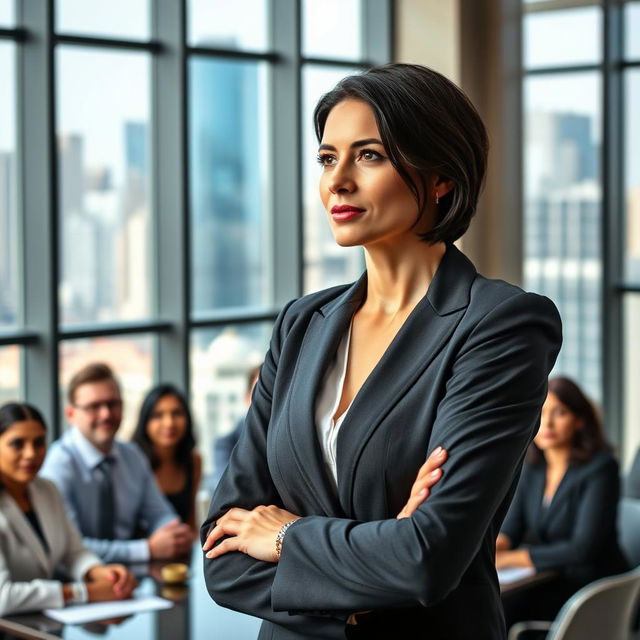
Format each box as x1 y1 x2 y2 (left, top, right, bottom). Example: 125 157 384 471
0 41 17 329
0 1 391 478
623 1 640 467
521 1 640 466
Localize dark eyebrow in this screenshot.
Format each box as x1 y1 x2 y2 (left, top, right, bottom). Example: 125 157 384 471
318 138 384 152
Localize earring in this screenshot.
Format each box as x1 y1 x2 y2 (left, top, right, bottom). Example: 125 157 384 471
435 193 440 205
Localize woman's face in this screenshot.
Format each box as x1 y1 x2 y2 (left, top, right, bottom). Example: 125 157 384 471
0 420 47 487
318 99 432 249
146 394 188 450
534 392 583 453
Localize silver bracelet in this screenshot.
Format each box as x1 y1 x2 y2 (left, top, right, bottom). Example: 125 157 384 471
69 581 88 605
275 519 297 559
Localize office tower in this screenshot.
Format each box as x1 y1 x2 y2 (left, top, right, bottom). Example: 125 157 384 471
0 152 17 325
525 111 601 400
189 57 263 313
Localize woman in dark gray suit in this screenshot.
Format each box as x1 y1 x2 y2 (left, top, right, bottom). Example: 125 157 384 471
201 64 562 639
498 377 627 630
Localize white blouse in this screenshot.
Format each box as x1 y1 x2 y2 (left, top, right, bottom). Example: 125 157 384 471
315 322 354 489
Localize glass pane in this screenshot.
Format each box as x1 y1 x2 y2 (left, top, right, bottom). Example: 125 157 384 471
624 295 640 470
303 66 364 294
0 43 18 329
57 48 151 325
188 0 268 50
524 7 601 69
59 335 153 440
190 323 271 481
56 0 149 40
625 70 640 284
0 345 20 404
189 59 271 314
627 2 640 60
0 0 13 26
303 0 362 61
523 73 602 402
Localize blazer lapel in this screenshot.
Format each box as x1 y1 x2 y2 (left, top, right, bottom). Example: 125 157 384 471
0 488 51 575
530 465 548 538
540 466 575 531
335 245 476 512
285 274 367 517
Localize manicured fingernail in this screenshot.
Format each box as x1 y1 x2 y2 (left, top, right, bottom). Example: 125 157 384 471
418 488 427 496
434 447 444 457
430 470 440 478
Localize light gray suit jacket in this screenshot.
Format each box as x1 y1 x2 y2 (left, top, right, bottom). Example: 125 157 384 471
0 477 100 616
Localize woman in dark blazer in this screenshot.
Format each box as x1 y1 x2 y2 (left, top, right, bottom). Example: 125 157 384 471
498 376 628 628
201 64 562 640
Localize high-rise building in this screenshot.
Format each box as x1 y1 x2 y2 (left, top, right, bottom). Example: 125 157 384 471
189 58 263 313
0 151 17 325
525 110 601 400
117 121 150 319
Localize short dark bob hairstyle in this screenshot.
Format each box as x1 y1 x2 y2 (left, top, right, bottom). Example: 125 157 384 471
132 384 196 472
0 402 47 437
527 376 612 467
313 63 489 245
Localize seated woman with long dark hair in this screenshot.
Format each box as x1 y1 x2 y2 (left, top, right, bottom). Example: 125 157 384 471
497 376 628 629
132 384 201 532
0 402 137 616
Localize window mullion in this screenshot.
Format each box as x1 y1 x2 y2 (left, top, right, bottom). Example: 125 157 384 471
602 0 624 451
18 0 60 434
151 0 190 394
271 0 302 304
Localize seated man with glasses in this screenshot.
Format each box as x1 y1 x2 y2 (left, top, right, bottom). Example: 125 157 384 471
41 362 193 564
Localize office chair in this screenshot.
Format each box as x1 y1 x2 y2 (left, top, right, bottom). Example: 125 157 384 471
507 567 640 640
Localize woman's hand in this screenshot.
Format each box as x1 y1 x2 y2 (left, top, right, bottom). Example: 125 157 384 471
202 446 447 563
203 505 300 563
495 533 512 552
396 446 448 519
495 549 533 570
85 565 138 599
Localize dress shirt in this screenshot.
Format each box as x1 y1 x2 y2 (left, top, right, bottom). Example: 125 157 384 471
40 427 176 563
315 322 353 489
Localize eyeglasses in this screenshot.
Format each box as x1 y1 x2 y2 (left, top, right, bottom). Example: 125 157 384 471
73 399 123 414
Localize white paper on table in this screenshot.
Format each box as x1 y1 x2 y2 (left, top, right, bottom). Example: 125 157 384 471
44 595 173 624
498 566 536 585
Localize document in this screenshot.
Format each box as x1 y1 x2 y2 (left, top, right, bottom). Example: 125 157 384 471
44 595 173 624
498 566 536 584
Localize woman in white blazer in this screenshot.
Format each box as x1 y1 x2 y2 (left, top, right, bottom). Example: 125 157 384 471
0 402 137 616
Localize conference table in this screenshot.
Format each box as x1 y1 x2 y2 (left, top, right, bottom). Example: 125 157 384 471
0 545 261 640
0 549 554 640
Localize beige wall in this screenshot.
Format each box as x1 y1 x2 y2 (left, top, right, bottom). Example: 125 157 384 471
395 0 523 285
395 0 460 83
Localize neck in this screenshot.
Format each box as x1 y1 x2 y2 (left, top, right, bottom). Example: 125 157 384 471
73 426 114 455
154 444 177 463
362 240 446 314
543 447 571 470
2 477 30 507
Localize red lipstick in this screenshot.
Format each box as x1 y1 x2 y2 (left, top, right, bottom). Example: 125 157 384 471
330 204 365 222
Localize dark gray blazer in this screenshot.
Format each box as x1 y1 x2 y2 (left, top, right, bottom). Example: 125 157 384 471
202 245 562 640
625 448 640 498
501 451 628 588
